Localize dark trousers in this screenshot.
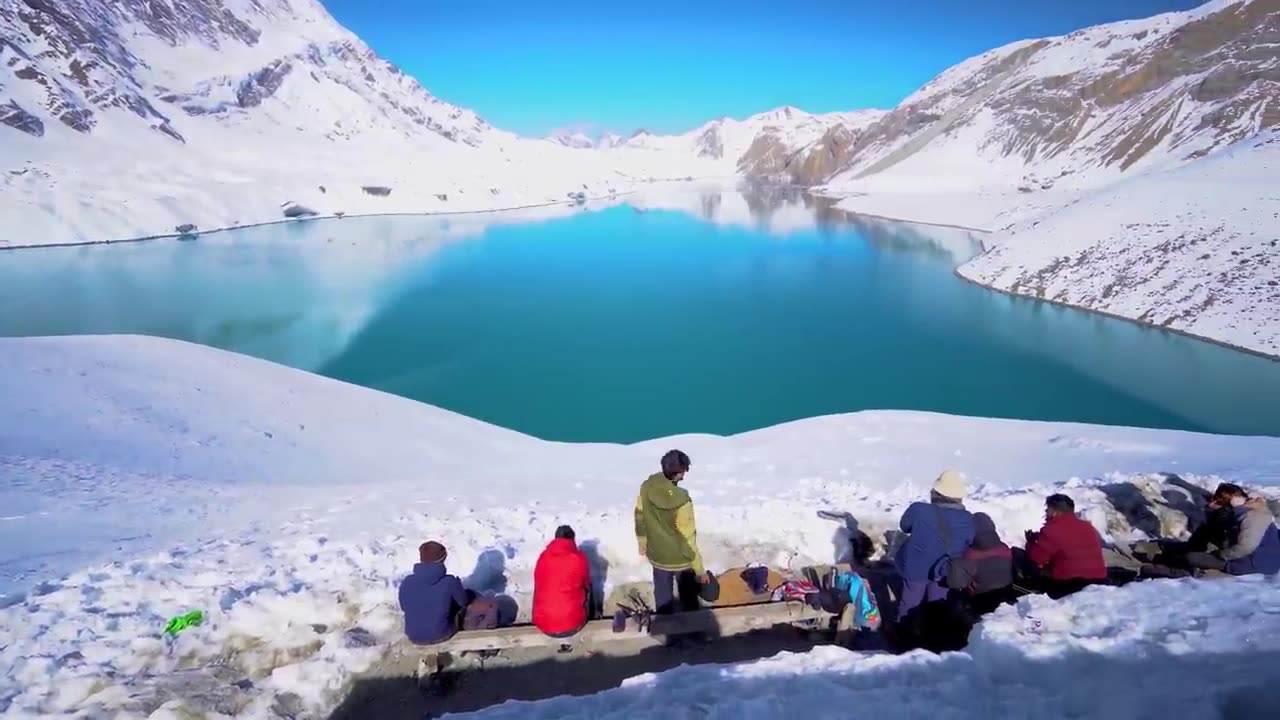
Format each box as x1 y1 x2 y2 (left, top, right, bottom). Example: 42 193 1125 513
653 567 701 614
1185 552 1228 572
1143 543 1229 578
1012 548 1098 599
967 587 1015 616
897 578 948 621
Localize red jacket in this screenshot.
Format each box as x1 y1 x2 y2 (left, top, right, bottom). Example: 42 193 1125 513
532 538 590 635
1027 513 1107 581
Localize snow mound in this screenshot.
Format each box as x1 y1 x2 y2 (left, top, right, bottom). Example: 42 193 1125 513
1 335 1279 718
457 577 1280 720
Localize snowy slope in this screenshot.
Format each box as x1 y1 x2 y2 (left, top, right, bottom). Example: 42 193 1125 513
820 0 1277 193
2 335 1280 717
452 578 1280 720
958 130 1280 358
818 0 1280 358
0 0 683 245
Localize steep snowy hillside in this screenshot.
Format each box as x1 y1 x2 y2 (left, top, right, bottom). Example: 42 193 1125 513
958 130 1280 358
0 0 674 245
817 0 1277 193
819 0 1279 358
2 335 1280 718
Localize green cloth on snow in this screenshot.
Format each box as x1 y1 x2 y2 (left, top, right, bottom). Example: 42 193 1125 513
164 610 204 636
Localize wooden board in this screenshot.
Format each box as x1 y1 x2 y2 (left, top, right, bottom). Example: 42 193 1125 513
420 600 833 655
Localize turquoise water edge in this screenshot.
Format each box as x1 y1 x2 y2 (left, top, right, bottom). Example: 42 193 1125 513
2 187 1277 442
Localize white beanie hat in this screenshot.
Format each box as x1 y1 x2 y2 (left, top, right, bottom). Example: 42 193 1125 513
933 469 967 500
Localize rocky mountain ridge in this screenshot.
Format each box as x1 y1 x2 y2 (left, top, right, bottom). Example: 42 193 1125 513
0 0 494 148
812 0 1278 190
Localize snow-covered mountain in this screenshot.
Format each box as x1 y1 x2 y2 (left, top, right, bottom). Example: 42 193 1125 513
597 131 625 148
612 106 887 178
547 131 596 149
0 0 684 244
0 0 491 147
816 0 1277 191
2 0 1276 355
821 0 1279 357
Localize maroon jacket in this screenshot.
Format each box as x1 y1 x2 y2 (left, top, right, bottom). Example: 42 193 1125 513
1027 513 1107 581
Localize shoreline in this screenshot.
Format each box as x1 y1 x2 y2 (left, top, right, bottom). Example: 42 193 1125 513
807 188 1280 365
951 267 1280 363
0 189 648 252
816 192 993 234
4 182 1276 364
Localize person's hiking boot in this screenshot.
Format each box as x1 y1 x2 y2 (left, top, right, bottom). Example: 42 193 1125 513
557 643 573 654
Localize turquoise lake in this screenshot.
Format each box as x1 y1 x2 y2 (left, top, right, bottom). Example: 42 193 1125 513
2 186 1278 441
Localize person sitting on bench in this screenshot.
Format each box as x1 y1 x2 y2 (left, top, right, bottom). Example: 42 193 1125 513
533 525 592 637
399 540 469 645
1018 494 1106 598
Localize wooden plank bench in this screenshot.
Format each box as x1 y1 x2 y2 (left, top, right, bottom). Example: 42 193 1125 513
416 600 836 682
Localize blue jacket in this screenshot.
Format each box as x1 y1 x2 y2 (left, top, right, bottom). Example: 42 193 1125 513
834 571 882 629
399 561 468 644
1223 500 1280 576
895 500 976 581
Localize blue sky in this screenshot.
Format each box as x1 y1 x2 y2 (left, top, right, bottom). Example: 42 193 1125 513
319 0 1205 137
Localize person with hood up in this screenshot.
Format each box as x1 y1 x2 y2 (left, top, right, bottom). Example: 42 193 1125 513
398 540 469 645
947 512 1014 615
894 469 976 622
533 525 592 637
635 449 706 614
1198 483 1280 576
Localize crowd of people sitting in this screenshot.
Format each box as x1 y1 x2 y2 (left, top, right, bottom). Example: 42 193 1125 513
398 450 1280 653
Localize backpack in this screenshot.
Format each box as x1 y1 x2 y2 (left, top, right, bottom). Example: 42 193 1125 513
834 571 882 630
698 571 721 603
462 597 499 631
806 567 851 615
930 504 963 585
770 578 820 603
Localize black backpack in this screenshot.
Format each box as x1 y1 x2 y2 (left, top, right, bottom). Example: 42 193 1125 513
804 567 850 615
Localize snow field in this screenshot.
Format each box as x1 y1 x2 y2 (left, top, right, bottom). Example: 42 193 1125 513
2 336 1280 718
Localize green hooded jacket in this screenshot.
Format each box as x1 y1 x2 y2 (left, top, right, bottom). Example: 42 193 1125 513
634 472 704 574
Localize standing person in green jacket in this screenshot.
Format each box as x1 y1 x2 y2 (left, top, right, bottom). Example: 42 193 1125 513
635 449 706 615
